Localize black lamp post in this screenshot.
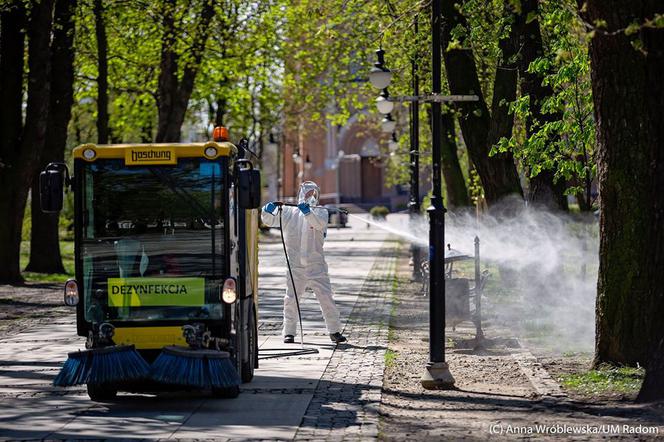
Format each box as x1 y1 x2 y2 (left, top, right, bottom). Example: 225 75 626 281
408 16 422 283
368 0 479 390
421 0 454 389
370 47 422 282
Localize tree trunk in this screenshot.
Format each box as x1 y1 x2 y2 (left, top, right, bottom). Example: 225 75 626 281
529 171 568 210
94 0 109 144
441 111 470 208
0 0 54 283
26 0 77 274
585 0 664 378
156 0 215 142
518 0 568 211
0 2 27 283
440 1 523 206
215 98 226 126
638 338 664 402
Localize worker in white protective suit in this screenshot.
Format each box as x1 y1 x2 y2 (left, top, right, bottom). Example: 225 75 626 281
261 181 347 344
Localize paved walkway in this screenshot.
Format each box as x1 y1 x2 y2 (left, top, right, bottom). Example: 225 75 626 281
0 216 394 440
295 242 398 440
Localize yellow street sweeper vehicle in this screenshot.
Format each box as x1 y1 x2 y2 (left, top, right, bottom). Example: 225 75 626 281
40 127 260 400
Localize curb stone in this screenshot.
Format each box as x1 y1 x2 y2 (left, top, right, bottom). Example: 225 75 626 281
511 348 566 398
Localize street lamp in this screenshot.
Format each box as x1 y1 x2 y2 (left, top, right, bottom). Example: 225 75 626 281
292 150 302 188
421 0 455 390
368 49 392 89
408 16 423 284
381 114 396 133
376 89 394 114
303 154 312 182
368 4 479 390
370 45 423 282
335 150 345 205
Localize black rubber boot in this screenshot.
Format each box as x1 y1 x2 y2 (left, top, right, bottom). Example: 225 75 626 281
329 332 347 343
284 335 295 344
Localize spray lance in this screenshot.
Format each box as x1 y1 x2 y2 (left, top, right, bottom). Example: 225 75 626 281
271 201 349 215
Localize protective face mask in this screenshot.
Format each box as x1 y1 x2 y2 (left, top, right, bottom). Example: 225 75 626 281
305 194 317 206
298 181 320 206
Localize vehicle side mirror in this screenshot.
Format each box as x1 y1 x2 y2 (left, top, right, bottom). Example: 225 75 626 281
40 166 65 213
238 168 261 209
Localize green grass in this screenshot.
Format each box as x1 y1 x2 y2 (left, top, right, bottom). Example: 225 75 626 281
559 364 645 396
19 200 75 283
19 240 75 283
385 249 403 359
384 349 397 368
521 319 557 338
387 268 402 342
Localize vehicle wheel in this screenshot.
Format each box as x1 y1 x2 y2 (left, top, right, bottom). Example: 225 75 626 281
87 383 118 401
241 305 257 383
211 385 240 398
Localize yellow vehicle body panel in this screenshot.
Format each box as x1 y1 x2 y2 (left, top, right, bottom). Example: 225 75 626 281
72 142 236 164
113 326 187 349
246 208 260 306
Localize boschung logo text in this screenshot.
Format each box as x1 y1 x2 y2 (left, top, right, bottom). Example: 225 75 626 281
131 150 171 162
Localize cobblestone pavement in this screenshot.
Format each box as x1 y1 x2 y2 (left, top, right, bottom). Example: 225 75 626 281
294 241 399 441
0 283 67 338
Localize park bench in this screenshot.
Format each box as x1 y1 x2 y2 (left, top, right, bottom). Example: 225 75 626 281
419 238 490 341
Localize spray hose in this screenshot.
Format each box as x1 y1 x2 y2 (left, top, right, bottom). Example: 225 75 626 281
278 207 305 348
257 206 319 360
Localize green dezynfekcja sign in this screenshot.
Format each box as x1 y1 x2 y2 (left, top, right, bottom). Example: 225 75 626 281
108 277 205 307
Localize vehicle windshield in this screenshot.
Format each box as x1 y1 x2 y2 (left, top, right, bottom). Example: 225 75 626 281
80 158 226 323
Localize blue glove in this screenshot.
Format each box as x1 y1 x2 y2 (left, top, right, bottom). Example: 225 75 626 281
264 202 277 214
298 202 311 215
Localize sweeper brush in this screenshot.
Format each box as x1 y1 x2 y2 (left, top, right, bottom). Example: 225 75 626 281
150 346 241 389
53 345 150 387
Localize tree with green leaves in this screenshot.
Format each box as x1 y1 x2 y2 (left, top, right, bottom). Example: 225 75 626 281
0 0 56 283
440 1 524 206
155 0 215 142
26 0 78 274
495 0 595 211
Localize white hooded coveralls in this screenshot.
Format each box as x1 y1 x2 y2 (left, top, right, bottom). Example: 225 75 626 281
261 199 341 337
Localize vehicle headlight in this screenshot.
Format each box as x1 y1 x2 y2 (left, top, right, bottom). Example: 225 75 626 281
204 146 218 158
83 148 96 160
221 278 237 304
99 322 115 340
64 279 79 306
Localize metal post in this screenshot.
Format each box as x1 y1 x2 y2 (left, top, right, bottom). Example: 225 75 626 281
409 17 422 282
421 0 455 390
336 161 341 205
474 236 484 341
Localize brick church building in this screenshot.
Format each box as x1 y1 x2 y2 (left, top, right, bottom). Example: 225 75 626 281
279 112 409 210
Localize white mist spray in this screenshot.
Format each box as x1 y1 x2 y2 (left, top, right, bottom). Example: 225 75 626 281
363 205 599 353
